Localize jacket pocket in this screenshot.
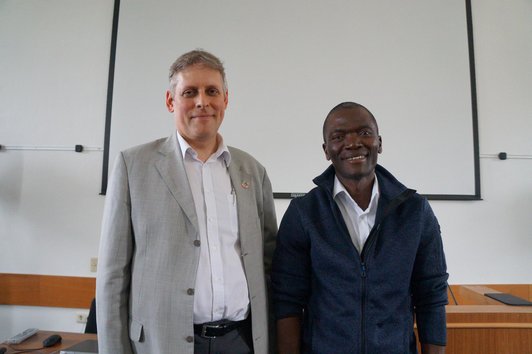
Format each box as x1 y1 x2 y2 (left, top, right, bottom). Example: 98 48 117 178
129 318 144 342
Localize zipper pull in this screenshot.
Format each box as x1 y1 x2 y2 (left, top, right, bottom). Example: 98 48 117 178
361 262 367 278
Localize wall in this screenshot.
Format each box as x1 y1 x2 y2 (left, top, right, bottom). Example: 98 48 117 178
0 0 112 337
435 0 532 283
0 0 530 338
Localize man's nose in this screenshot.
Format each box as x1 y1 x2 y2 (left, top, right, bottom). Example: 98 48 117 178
195 92 209 108
345 133 361 148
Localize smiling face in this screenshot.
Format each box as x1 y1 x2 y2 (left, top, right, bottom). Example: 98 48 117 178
165 64 228 148
322 106 382 183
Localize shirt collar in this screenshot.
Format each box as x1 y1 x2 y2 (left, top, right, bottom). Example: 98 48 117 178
333 174 380 214
176 131 231 166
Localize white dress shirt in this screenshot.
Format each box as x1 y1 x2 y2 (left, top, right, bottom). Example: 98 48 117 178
177 132 250 324
333 175 380 254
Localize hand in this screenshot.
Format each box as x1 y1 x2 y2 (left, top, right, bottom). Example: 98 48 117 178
421 343 445 354
277 317 301 354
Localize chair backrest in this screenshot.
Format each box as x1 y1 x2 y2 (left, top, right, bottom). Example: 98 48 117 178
84 298 97 334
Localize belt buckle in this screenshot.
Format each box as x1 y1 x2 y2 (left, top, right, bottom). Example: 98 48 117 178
201 323 222 339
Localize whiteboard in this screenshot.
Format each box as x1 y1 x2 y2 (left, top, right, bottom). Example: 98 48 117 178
108 0 478 198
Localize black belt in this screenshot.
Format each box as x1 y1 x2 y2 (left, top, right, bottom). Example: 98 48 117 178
194 318 249 339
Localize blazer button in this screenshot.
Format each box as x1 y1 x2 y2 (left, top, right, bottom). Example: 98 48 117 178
186 336 194 343
193 240 201 247
187 288 194 295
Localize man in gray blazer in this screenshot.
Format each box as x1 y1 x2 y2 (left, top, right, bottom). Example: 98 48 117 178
96 50 277 354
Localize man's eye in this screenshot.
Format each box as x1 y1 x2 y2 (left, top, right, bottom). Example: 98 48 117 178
207 88 219 95
359 130 372 136
331 134 343 141
182 90 196 97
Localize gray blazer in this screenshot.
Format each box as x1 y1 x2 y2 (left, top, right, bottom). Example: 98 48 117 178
96 134 277 354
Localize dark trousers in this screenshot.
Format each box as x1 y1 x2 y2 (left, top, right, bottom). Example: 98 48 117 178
194 320 253 354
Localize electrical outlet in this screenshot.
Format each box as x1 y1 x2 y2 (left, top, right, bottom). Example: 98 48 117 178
76 313 88 324
90 257 98 272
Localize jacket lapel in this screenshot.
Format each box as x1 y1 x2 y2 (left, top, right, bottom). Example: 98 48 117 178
228 159 256 250
155 134 199 234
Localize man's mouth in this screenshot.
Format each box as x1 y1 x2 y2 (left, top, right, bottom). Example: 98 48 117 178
345 155 366 161
192 113 214 119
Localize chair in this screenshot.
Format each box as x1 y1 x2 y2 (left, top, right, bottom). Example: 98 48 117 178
84 298 97 334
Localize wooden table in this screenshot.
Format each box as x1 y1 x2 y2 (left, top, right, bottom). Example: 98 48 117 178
2 331 96 354
445 285 532 354
2 284 530 353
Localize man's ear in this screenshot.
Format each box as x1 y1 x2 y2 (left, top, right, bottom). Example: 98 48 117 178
165 90 174 112
323 143 331 160
378 136 383 153
224 90 229 108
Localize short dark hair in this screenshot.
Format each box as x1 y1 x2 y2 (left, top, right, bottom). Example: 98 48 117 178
323 101 378 141
168 49 227 96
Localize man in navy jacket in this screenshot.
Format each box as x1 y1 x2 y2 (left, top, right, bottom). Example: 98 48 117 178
272 102 448 354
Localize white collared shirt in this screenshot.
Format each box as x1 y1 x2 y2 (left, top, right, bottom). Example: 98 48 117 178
333 175 380 254
177 132 249 324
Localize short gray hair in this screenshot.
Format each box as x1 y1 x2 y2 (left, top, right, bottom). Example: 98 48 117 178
168 49 227 96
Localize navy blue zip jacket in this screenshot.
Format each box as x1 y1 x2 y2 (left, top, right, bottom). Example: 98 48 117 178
272 164 448 354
